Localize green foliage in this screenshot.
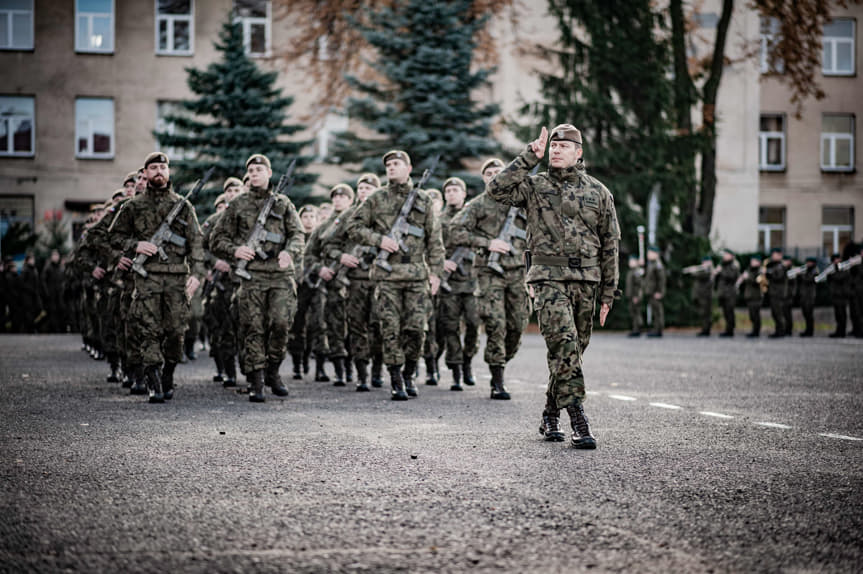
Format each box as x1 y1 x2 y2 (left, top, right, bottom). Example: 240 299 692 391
332 0 500 193
36 217 70 259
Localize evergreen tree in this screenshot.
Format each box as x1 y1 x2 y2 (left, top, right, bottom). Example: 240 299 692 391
332 0 500 192
154 15 317 217
36 214 70 259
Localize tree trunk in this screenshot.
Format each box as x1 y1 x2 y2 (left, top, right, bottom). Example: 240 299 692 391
669 0 697 235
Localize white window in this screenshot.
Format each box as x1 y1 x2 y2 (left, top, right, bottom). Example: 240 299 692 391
233 0 270 57
75 0 114 53
0 0 33 50
821 206 854 255
759 17 783 74
156 0 193 55
76 97 114 159
822 18 855 76
314 111 349 161
759 114 785 171
758 206 785 253
0 95 35 157
156 100 195 160
820 114 855 172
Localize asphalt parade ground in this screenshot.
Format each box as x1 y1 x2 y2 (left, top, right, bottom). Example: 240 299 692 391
1 332 861 573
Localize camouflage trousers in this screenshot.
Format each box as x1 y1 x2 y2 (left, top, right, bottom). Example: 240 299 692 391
129 273 190 366
120 281 140 365
376 280 429 366
324 283 348 359
288 283 328 358
204 283 237 358
629 297 642 333
694 294 712 333
747 299 762 335
423 295 439 359
82 285 100 348
719 295 735 332
235 274 297 373
533 280 597 410
477 269 528 366
97 284 119 356
648 296 664 331
437 291 479 366
347 278 381 362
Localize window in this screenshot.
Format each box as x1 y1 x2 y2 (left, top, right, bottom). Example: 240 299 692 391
314 111 349 161
758 206 785 253
822 18 855 76
233 0 269 57
0 0 33 50
821 114 855 172
759 114 785 171
156 0 193 55
759 17 783 74
155 101 195 160
0 96 34 157
75 0 114 53
821 206 854 255
76 97 114 159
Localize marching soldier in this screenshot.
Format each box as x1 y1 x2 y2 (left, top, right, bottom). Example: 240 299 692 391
690 256 713 337
644 246 665 337
715 250 740 337
742 256 765 337
422 188 444 385
797 256 818 337
346 150 444 401
450 158 530 400
487 124 620 449
288 204 325 380
827 253 850 338
765 247 787 338
210 154 304 402
782 255 795 336
19 251 42 333
625 255 644 337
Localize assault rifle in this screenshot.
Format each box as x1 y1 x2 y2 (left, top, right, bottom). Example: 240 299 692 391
487 207 527 275
131 166 215 278
440 246 475 293
235 159 297 281
329 245 378 288
375 155 440 272
201 269 226 299
301 265 322 289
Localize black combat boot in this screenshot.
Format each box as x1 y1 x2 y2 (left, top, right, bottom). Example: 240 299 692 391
162 362 176 400
627 331 641 337
106 353 121 383
144 365 164 404
130 365 148 395
371 354 384 388
249 369 266 403
345 356 353 384
222 354 237 388
489 365 510 400
291 352 303 380
302 349 311 375
389 365 408 401
265 361 289 397
121 367 134 389
424 356 438 386
212 353 225 383
184 337 197 361
566 402 597 449
332 357 346 387
315 354 330 382
355 360 370 392
449 364 463 391
539 399 565 442
403 360 419 398
462 357 476 386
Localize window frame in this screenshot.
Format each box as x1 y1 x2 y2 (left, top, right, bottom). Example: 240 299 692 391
74 0 115 54
75 96 115 160
0 0 34 51
820 114 855 173
759 113 786 172
155 0 194 56
822 18 855 76
757 206 786 253
233 0 271 58
0 94 35 158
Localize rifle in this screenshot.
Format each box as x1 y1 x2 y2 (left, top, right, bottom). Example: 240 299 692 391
440 246 475 293
131 166 215 278
487 207 527 275
329 245 378 288
235 159 297 281
375 155 440 272
201 269 226 299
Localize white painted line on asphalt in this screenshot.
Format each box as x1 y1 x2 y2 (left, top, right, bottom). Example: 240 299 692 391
819 433 863 442
699 411 734 419
586 390 601 396
650 402 683 410
755 422 792 430
608 394 637 402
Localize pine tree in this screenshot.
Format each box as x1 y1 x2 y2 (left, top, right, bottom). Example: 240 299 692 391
332 0 500 192
154 15 317 217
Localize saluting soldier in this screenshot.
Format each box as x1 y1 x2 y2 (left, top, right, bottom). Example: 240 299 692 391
644 246 665 337
765 247 787 338
715 250 740 337
827 252 850 338
210 154 304 402
742 256 765 338
797 256 818 337
691 256 714 337
487 124 620 449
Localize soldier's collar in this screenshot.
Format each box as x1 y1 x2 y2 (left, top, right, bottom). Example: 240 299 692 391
249 185 272 196
548 165 581 183
146 182 173 195
389 178 413 194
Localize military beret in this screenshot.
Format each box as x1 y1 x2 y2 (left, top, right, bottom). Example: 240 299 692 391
549 124 583 145
143 152 169 168
648 245 660 253
136 166 145 174
722 248 735 256
329 183 355 200
89 203 105 212
111 188 126 200
123 172 137 186
242 173 250 184
628 254 639 260
770 247 783 254
750 255 763 261
481 158 505 174
298 205 318 217
442 177 466 192
805 256 817 263
214 193 228 208
832 252 841 259
382 150 411 166
357 172 381 188
223 177 244 192
426 188 442 202
245 154 271 169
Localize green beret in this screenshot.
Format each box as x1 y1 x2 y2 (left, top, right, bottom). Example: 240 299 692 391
648 246 660 253
214 193 228 208
750 255 762 261
223 177 244 192
382 150 411 166
329 183 355 200
628 254 639 260
298 205 318 217
245 154 271 169
123 172 137 186
702 255 712 262
549 124 583 145
426 188 442 202
770 247 783 254
357 172 381 188
442 177 466 191
111 188 126 200
805 256 816 263
481 158 505 174
832 252 841 259
143 152 169 168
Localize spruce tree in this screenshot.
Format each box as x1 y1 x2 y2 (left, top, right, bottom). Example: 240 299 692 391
332 0 500 192
154 15 317 216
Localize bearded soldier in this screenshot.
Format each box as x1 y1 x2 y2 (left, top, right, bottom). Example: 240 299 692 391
487 125 620 450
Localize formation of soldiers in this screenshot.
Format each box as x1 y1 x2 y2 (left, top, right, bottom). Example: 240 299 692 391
60 124 618 449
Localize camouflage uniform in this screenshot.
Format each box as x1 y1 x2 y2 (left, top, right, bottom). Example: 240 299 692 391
797 263 818 337
691 264 713 335
625 264 645 335
343 234 383 388
827 264 850 337
715 259 740 335
851 255 863 338
201 210 238 386
644 258 666 334
742 263 764 336
18 259 42 333
41 258 66 333
295 226 332 382
765 259 788 337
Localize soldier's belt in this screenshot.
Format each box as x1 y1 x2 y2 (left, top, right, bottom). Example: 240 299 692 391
396 255 426 264
532 255 599 269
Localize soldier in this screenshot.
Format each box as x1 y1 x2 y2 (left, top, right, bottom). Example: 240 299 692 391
346 150 444 401
797 256 818 337
781 255 795 336
450 157 530 400
422 188 444 385
18 251 42 333
438 177 480 391
109 152 204 403
765 247 787 338
644 246 665 337
210 154 304 402
122 171 137 195
827 252 850 338
487 124 620 449
853 243 863 339
624 255 644 337
288 204 326 380
41 249 66 333
715 250 740 337
741 256 765 338
2 258 20 332
690 256 714 337
318 202 334 222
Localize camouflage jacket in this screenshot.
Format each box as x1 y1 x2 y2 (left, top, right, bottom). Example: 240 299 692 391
643 261 666 297
797 265 818 300
741 266 763 302
486 147 620 306
625 267 644 300
210 185 304 278
827 267 850 300
765 260 787 298
439 203 476 293
449 192 526 276
692 266 713 301
109 184 204 278
201 210 223 267
78 199 128 274
715 260 740 299
346 178 444 282
318 204 377 282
